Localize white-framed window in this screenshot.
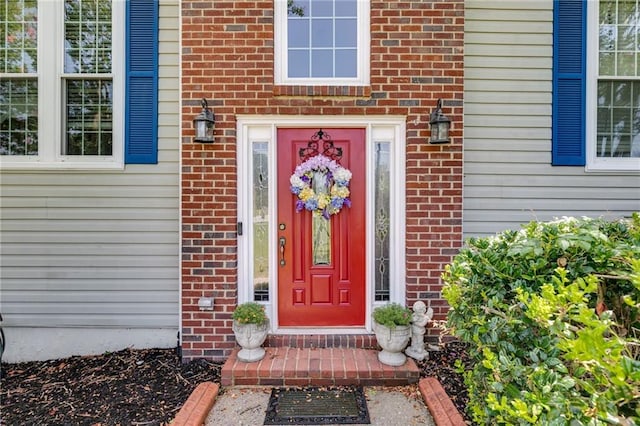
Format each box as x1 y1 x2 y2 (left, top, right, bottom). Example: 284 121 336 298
586 0 640 171
274 0 370 86
0 0 124 168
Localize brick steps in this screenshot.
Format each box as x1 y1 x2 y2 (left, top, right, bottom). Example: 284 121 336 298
221 347 420 387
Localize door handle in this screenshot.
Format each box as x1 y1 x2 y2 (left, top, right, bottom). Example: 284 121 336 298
279 237 286 266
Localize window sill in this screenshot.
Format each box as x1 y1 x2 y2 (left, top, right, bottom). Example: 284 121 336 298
0 159 125 171
273 85 372 97
585 158 640 173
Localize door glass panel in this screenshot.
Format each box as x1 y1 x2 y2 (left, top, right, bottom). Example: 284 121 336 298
312 169 331 264
374 142 390 301
253 142 269 301
312 215 331 265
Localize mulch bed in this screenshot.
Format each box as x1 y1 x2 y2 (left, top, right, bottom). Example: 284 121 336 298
0 348 222 425
1 342 472 425
417 341 473 424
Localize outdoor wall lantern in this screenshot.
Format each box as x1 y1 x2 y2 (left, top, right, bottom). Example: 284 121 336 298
429 98 451 144
193 98 215 143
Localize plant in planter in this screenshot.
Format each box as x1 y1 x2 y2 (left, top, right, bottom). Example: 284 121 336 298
231 302 270 362
372 303 412 366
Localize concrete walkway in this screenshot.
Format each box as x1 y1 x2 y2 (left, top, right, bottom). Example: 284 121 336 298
205 385 435 426
172 378 465 426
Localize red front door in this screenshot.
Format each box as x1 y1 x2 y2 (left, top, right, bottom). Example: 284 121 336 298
277 128 366 327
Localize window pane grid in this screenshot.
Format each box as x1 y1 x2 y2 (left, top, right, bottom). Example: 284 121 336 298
597 0 639 158
599 0 639 77
64 0 112 74
2 0 119 161
596 80 640 157
1 0 37 73
0 78 38 155
288 0 357 79
65 78 113 155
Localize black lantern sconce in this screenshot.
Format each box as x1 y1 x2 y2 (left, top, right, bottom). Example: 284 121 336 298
193 98 215 143
429 98 451 144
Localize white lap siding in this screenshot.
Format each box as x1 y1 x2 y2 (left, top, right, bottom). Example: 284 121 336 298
0 0 180 362
463 0 640 237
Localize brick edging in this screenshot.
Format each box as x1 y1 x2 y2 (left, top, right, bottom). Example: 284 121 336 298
173 377 464 425
419 377 467 426
171 381 219 426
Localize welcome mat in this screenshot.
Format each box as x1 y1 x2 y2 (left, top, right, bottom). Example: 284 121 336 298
263 386 370 425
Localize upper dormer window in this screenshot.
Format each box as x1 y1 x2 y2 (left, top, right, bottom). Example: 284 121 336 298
274 0 370 86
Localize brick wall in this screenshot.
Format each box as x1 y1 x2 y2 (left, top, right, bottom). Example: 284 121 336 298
180 0 464 360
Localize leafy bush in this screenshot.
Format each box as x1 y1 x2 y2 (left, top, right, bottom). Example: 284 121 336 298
373 303 412 328
232 302 268 325
442 215 640 425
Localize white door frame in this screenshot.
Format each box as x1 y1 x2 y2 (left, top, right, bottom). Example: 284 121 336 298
236 115 406 334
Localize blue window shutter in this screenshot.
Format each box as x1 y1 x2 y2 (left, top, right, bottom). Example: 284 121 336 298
125 0 158 164
552 0 586 166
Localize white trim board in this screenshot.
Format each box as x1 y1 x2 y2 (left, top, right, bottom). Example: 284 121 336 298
236 115 406 334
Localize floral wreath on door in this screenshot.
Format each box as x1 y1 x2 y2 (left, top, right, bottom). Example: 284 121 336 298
289 154 352 220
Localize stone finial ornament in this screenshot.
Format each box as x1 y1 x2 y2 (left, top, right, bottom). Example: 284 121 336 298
405 300 433 361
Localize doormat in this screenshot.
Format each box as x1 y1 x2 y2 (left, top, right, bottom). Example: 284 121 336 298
263 386 370 425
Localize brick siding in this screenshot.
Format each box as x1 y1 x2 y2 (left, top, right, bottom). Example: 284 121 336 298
180 0 464 361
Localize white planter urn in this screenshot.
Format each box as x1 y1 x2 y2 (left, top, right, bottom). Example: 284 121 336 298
232 319 270 362
373 320 411 366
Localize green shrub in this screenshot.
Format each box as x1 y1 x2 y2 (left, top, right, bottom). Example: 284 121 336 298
232 302 268 325
442 214 640 425
373 303 412 328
